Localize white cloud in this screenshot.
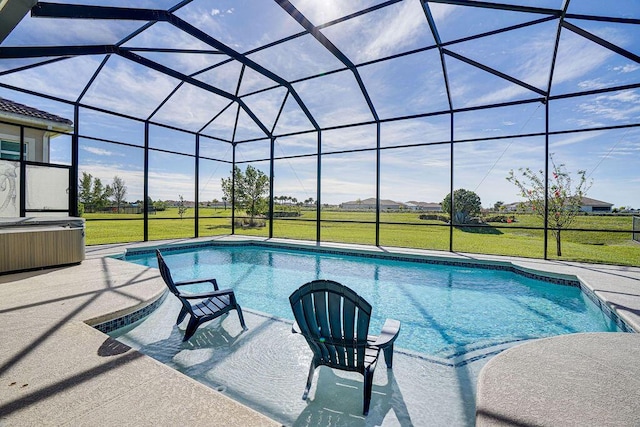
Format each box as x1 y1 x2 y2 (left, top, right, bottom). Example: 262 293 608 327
291 0 366 25
0 56 103 101
466 83 530 107
319 0 442 65
578 79 608 90
81 146 120 157
357 0 430 62
465 31 613 106
273 101 316 136
455 22 615 108
241 87 288 132
178 7 225 35
549 131 605 148
428 2 456 22
613 63 639 73
153 88 232 131
82 56 180 118
148 169 196 200
293 72 374 128
5 14 140 47
553 31 613 87
603 90 640 103
321 176 374 201
577 90 640 122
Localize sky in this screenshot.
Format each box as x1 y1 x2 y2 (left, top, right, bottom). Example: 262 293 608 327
1 0 639 209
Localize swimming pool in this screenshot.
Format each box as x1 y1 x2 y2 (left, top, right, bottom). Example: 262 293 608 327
123 243 623 358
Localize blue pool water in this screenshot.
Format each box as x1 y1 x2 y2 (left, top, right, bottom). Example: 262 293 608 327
124 244 621 358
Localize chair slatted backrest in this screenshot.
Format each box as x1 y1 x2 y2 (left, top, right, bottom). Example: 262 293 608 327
290 280 372 373
156 250 180 296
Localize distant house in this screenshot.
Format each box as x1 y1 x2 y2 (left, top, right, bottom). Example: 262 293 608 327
165 199 196 208
207 202 228 209
580 197 613 213
504 197 613 213
0 97 73 163
406 201 442 212
340 198 403 210
340 198 443 211
503 202 523 212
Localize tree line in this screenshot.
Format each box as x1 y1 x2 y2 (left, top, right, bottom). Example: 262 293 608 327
220 158 590 257
79 172 127 214
79 155 591 257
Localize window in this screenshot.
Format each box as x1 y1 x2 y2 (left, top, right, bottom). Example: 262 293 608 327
0 140 26 160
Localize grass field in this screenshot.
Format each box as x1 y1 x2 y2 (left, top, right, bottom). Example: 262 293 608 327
84 208 640 266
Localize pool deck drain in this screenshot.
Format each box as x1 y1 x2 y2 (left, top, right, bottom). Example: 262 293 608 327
1 236 639 426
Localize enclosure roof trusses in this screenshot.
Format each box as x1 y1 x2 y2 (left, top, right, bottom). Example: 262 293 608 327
0 0 638 143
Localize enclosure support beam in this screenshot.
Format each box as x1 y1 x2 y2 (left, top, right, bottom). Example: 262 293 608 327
316 132 322 243
195 134 200 238
426 0 560 16
276 0 379 245
275 0 379 122
0 0 37 43
421 1 455 252
562 21 640 64
375 123 381 247
269 136 275 239
143 122 149 242
31 2 320 132
544 103 550 260
231 144 236 235
541 0 570 259
449 113 454 252
70 104 79 217
18 126 25 216
443 49 547 97
0 43 273 139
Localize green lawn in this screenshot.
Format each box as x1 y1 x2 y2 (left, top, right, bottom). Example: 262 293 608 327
83 208 640 266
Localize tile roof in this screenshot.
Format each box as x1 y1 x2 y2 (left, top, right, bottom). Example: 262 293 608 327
580 196 613 207
0 97 73 126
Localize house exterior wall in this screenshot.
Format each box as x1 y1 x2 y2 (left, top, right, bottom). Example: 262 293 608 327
581 205 612 213
340 202 402 210
341 203 378 210
0 123 49 162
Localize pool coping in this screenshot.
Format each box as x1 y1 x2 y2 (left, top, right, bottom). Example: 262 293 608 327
476 332 640 426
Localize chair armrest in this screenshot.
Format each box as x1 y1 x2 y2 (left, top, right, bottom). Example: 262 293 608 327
175 278 219 290
371 318 400 348
179 288 235 299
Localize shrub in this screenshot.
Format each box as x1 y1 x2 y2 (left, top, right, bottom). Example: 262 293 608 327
419 213 449 222
153 200 167 211
271 211 301 218
484 215 517 223
442 189 482 224
234 217 266 228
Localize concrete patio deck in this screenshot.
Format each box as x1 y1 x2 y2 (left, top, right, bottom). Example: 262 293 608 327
0 249 279 426
1 236 639 426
